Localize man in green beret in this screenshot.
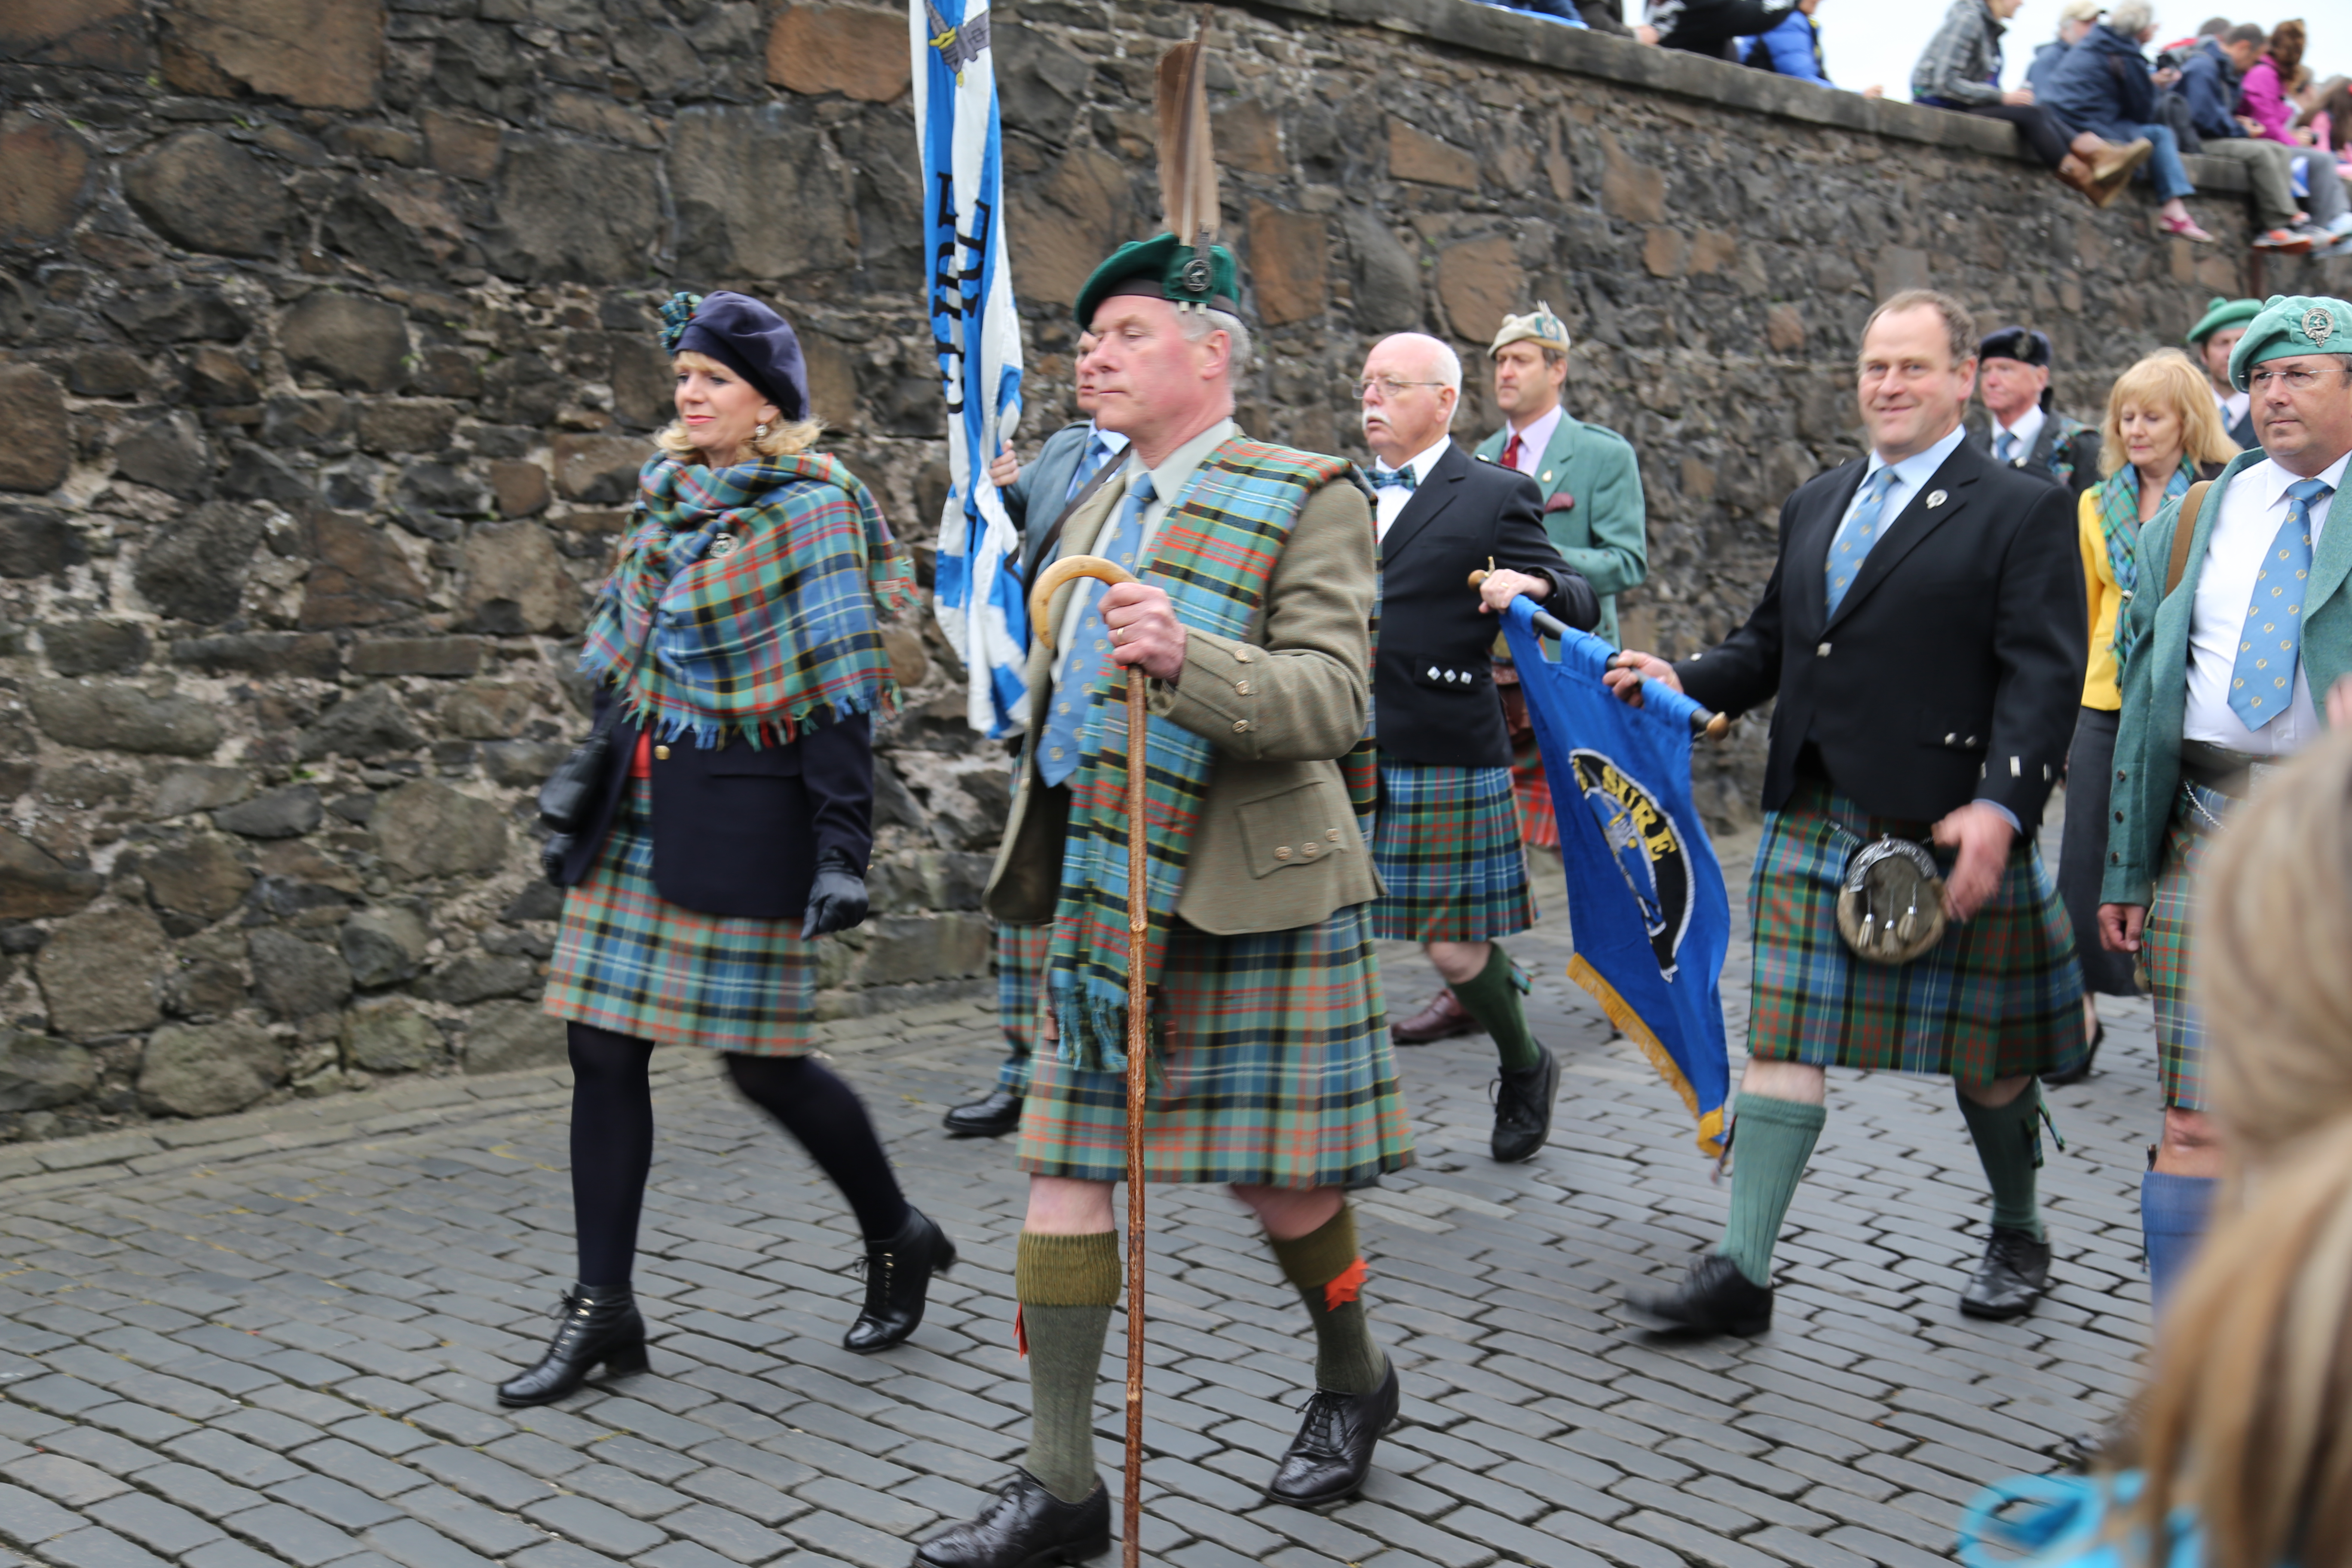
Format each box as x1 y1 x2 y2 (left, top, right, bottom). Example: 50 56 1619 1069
2103 292 2352 1314
2188 296 2263 450
917 230 1415 1568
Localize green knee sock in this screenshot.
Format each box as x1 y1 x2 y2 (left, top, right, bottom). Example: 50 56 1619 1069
1268 1205 1386 1395
1450 944 1540 1073
1715 1093 1827 1287
1015 1231 1121 1504
1957 1081 2046 1243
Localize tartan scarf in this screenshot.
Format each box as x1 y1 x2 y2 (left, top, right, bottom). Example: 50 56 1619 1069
2096 460 2189 668
581 451 915 746
1047 439 1368 1072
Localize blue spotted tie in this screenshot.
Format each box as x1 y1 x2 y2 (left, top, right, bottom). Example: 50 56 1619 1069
2228 476 2331 729
1063 433 1115 505
1038 469 1154 787
1825 467 1902 617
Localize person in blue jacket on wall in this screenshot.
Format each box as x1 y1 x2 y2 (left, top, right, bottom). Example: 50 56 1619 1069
1742 0 1882 95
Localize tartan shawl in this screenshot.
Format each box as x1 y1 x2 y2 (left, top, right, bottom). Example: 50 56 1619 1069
1048 438 1369 1072
2095 460 2188 668
581 452 915 747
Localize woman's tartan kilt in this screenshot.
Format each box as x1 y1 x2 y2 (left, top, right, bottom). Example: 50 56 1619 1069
1746 782 2087 1083
2145 785 2232 1111
1016 905 1416 1187
543 775 817 1056
1369 760 1537 943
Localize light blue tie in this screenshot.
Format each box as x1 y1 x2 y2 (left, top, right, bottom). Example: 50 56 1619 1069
1038 470 1154 787
1825 467 1902 617
1064 433 1114 505
2228 476 2331 729
1994 431 2018 464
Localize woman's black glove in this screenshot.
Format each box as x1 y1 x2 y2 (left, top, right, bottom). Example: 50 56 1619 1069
801 849 869 939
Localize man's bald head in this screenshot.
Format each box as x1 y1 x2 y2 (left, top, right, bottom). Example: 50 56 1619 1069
1360 334 1463 467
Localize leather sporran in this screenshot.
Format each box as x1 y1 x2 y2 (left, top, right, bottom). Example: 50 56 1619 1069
1835 836 1947 965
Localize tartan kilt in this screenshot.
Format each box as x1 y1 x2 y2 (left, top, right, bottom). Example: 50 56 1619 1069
2146 786 2232 1111
993 919 1052 1094
1015 906 1415 1187
1369 761 1537 943
543 775 817 1056
1746 782 2086 1083
1513 757 1561 850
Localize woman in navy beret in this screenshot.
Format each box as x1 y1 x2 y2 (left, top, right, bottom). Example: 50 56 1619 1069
500 291 953 1406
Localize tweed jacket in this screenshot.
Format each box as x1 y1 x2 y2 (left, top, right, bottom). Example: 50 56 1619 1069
1473 412 1648 647
983 438 1381 935
2103 447 2352 906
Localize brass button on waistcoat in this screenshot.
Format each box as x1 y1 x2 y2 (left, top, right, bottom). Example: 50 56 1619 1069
654 744 671 761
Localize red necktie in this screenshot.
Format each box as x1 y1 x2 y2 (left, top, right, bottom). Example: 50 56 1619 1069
1501 432 1523 471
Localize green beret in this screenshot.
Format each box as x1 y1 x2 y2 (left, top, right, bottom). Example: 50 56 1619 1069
2185 295 2262 348
1074 233 1239 327
2228 294 2352 392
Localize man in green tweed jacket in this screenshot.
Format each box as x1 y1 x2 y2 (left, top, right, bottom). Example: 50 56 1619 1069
2100 292 2352 1312
916 233 1416 1568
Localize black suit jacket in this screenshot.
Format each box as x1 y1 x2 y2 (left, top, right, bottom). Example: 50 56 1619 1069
1971 416 2101 511
1675 436 2084 827
1374 442 1595 767
554 692 874 919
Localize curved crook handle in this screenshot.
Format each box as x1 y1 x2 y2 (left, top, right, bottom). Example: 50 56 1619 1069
1029 554 1139 653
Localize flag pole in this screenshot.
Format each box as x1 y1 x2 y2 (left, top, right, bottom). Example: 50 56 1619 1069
1028 553 1150 1566
1468 569 1730 741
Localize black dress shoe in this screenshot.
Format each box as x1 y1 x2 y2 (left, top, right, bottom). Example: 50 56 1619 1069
1265 1358 1400 1507
496 1283 648 1407
913 1470 1109 1568
1490 1043 1559 1164
845 1207 957 1354
2043 1022 2101 1087
944 1087 1024 1138
1628 1254 1774 1338
1960 1225 2051 1320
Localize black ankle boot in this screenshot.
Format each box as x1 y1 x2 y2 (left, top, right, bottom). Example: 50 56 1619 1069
844 1207 956 1354
496 1283 649 1407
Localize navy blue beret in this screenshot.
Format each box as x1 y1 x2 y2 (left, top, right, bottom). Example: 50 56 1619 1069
1978 326 2053 369
663 291 811 422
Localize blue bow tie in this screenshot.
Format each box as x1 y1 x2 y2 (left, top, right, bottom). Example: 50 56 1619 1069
1372 466 1418 492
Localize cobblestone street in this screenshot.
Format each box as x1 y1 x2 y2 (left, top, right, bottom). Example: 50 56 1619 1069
0 826 2162 1568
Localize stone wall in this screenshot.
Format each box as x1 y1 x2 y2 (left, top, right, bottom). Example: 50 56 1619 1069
0 0 2310 1136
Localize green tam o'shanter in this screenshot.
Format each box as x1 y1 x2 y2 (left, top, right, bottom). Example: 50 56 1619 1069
1073 233 1240 328
2227 294 2352 392
2185 295 2261 349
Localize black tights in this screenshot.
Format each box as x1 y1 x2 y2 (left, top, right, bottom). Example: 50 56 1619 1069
1958 102 2073 171
567 1023 912 1287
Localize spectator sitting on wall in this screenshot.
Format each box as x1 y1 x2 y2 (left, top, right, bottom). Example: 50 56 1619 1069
1572 0 1638 34
2025 0 2107 97
1742 0 1883 94
2304 72 2352 172
1914 0 2153 207
2043 1 2214 240
2239 19 2312 143
1644 0 1797 58
2171 20 2349 254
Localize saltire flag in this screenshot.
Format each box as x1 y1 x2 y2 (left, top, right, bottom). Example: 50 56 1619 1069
914 0 1027 737
1501 597 1733 1155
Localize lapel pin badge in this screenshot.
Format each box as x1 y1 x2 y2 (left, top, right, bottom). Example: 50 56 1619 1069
710 533 740 557
1924 490 1948 509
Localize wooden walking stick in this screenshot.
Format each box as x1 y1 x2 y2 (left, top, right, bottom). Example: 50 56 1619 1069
1028 553 1151 1568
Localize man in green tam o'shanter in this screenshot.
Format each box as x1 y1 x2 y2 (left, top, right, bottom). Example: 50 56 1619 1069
2104 293 2352 1316
2186 295 2264 450
917 214 1424 1568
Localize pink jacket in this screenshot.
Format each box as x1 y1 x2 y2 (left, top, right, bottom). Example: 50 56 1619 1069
2240 57 2298 144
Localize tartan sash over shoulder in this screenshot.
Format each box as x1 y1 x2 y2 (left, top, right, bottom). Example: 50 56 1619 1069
1048 437 1366 1072
581 452 915 746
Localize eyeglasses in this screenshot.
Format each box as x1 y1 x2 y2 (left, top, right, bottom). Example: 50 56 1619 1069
1351 377 1449 401
2249 366 2352 393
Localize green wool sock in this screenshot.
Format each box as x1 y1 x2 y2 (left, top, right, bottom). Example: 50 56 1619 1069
1956 1081 2047 1243
1450 944 1540 1073
1715 1093 1827 1287
1015 1231 1121 1505
1268 1205 1386 1395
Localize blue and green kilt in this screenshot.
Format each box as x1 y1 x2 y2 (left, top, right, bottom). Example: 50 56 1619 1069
1746 782 2086 1083
2145 784 2232 1111
1016 906 1415 1187
544 775 816 1056
1369 760 1536 943
993 919 1052 1093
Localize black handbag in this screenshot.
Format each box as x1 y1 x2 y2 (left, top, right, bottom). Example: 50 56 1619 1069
537 702 620 886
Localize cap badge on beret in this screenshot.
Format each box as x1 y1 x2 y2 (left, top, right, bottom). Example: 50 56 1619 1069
660 292 699 354
2306 307 2337 347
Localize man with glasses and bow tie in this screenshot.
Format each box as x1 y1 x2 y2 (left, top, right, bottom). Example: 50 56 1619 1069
1355 332 1594 1164
2102 293 2352 1314
1606 289 2087 1337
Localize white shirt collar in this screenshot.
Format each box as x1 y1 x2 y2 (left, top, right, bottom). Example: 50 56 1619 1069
1863 421 1970 488
1991 403 2046 456
1138 416 1234 513
2253 447 2352 508
1375 435 1453 484
1087 419 1131 455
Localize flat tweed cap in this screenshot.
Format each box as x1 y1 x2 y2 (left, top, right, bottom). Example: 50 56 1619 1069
2228 294 2352 392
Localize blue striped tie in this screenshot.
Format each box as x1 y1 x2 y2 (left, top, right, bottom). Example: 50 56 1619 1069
2228 476 2331 729
1038 470 1154 787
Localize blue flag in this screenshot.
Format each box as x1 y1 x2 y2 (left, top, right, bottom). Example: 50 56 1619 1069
914 0 1027 738
1502 598 1732 1155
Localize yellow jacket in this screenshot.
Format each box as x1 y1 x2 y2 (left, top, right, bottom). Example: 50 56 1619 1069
2076 487 2125 711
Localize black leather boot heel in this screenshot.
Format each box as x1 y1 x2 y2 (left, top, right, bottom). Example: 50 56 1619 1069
844 1208 957 1354
496 1283 649 1407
